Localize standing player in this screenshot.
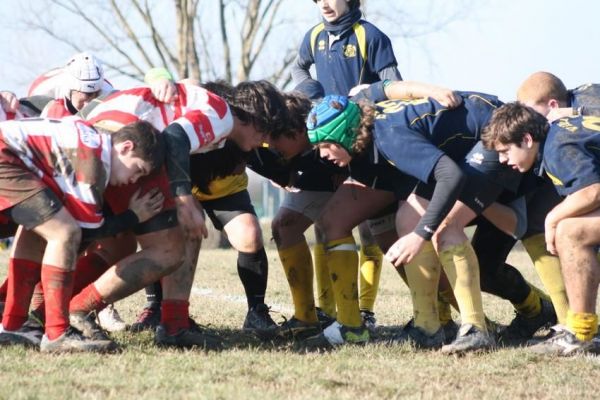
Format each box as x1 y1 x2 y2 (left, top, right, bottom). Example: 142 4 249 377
288 0 403 328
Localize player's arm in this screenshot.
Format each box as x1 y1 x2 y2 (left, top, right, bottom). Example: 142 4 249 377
0 91 19 113
352 80 462 108
161 122 209 239
545 182 600 254
80 188 164 243
546 183 600 229
414 155 466 239
144 67 178 103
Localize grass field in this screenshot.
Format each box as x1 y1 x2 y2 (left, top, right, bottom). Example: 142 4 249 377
1 240 599 399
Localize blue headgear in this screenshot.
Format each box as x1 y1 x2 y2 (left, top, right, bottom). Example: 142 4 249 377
306 95 361 154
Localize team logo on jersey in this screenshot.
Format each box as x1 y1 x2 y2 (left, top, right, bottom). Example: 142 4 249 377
343 44 357 58
79 128 101 149
469 152 484 165
318 39 326 52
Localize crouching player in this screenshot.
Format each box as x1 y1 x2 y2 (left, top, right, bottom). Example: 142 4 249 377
306 93 522 353
0 117 163 352
483 103 600 355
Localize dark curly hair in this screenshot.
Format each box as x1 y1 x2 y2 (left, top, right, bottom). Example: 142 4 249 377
350 101 376 155
230 80 289 139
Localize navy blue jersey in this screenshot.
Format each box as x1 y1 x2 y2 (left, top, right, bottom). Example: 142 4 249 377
297 20 398 96
570 83 600 109
372 92 503 183
349 145 417 199
543 116 600 196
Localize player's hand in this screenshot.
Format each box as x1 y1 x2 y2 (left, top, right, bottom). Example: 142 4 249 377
129 188 164 223
0 91 19 113
175 194 208 239
431 88 462 108
150 78 178 103
385 232 426 267
544 212 559 255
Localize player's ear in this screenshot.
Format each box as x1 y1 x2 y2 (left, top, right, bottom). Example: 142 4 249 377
523 132 534 148
116 140 135 155
548 98 560 109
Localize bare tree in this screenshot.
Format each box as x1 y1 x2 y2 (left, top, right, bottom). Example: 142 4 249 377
19 0 477 88
22 0 299 86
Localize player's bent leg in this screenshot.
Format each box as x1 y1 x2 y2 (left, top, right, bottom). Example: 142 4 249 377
434 202 493 354
357 221 383 331
272 206 320 335
223 212 277 338
522 234 569 326
303 184 393 349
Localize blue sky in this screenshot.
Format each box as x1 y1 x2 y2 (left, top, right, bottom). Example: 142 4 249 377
0 0 598 101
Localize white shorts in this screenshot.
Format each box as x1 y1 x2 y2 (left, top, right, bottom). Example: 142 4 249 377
280 190 333 222
367 212 396 236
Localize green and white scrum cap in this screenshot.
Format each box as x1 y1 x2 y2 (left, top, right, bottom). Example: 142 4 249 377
306 95 360 154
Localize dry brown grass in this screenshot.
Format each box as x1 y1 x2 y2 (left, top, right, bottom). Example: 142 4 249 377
1 241 599 399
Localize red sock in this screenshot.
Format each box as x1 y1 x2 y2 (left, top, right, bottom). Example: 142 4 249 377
0 276 8 302
30 282 44 310
1 258 41 331
41 265 74 340
69 283 106 314
72 252 110 296
161 299 190 335
30 253 110 321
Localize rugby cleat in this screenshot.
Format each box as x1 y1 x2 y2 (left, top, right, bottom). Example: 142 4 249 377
528 328 595 356
360 310 378 334
299 321 369 351
500 298 557 345
129 305 161 333
97 304 127 332
154 322 223 351
276 317 322 341
388 319 445 349
69 311 113 342
242 303 278 340
441 323 495 354
40 326 118 353
0 321 43 348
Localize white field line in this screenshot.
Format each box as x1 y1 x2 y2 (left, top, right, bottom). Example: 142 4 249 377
191 286 294 315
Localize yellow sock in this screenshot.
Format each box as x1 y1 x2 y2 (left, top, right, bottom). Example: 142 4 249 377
438 241 487 331
438 289 454 325
359 244 383 312
314 242 336 317
326 236 362 328
522 234 569 325
567 310 599 342
278 241 318 323
404 241 441 334
512 289 541 318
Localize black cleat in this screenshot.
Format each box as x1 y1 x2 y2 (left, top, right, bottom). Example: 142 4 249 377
500 298 557 345
243 304 278 340
129 305 161 333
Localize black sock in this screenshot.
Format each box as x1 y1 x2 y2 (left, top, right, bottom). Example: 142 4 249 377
144 281 163 308
237 248 268 309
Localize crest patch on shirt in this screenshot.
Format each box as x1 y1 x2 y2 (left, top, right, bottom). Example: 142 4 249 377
344 44 357 58
318 39 326 52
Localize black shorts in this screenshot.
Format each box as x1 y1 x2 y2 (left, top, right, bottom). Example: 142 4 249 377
0 187 63 230
133 208 179 236
523 179 562 238
201 190 256 231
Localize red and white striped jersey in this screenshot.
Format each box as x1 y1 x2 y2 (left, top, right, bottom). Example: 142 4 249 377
0 117 111 228
84 83 234 154
28 67 114 99
40 98 74 119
